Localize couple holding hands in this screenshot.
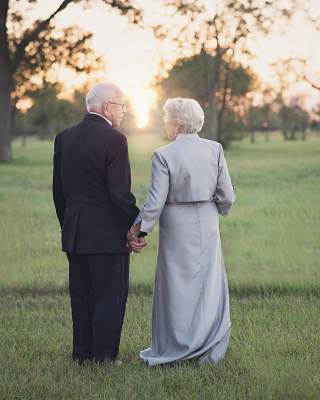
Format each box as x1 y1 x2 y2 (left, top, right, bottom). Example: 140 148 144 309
53 82 235 367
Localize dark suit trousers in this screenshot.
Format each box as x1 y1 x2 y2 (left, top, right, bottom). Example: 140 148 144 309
67 253 129 362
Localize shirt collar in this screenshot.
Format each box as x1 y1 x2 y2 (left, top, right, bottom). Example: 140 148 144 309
89 112 112 126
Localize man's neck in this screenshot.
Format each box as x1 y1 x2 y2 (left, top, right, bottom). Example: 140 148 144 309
89 112 112 126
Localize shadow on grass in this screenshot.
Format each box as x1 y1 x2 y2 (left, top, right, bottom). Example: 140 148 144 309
0 283 319 299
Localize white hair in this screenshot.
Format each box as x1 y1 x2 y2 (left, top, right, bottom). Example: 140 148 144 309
86 82 122 112
163 97 205 134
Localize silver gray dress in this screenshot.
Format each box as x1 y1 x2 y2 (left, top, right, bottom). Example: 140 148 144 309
134 133 235 366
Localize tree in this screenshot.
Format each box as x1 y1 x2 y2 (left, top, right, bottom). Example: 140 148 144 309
153 0 295 144
15 83 87 140
157 50 256 146
245 101 282 142
246 106 265 143
0 0 142 162
279 103 310 141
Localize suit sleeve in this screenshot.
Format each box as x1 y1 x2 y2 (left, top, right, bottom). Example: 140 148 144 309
133 151 169 234
107 135 139 226
52 133 66 227
213 144 235 216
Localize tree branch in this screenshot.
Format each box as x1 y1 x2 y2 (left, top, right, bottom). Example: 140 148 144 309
218 65 231 134
11 0 142 74
11 0 73 73
102 0 141 18
303 75 320 91
0 0 12 81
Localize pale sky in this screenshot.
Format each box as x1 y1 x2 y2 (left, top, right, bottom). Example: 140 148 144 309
11 0 320 126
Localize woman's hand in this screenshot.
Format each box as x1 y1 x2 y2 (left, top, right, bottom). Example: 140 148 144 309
127 223 147 253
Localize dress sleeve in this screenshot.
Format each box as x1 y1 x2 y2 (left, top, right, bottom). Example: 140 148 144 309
134 151 169 234
213 144 235 216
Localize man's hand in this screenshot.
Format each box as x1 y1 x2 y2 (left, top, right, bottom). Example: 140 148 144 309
127 223 140 242
129 237 147 253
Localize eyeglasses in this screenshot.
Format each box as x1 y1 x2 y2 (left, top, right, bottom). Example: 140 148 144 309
107 101 126 111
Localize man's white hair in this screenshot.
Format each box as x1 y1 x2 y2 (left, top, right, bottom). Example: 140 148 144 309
86 82 122 112
163 97 205 134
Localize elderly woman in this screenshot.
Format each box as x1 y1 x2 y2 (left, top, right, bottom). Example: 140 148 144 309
130 97 235 366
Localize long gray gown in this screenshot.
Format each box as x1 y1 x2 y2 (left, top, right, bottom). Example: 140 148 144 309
134 133 235 366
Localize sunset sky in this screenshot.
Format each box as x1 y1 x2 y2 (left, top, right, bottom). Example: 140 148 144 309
12 0 320 127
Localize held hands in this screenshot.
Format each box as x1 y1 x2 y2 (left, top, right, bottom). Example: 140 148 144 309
127 224 147 253
130 237 147 253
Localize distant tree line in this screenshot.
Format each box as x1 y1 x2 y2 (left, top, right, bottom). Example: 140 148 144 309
14 83 138 142
15 71 316 146
154 51 316 145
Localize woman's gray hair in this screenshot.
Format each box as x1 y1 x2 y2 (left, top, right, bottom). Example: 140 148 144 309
163 97 205 134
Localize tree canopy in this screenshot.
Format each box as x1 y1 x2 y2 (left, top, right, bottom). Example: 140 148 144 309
0 0 142 162
157 50 257 146
152 0 296 143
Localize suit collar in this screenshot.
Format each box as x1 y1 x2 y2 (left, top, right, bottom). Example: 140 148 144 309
84 113 112 127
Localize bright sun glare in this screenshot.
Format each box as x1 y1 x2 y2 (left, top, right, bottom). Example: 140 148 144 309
129 89 157 129
14 1 160 129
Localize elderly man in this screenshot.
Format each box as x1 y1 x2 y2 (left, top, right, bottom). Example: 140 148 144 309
53 82 146 364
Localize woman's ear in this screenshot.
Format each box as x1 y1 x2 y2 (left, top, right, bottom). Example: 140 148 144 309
176 122 183 134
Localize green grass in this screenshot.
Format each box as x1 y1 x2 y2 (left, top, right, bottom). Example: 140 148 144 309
0 132 319 399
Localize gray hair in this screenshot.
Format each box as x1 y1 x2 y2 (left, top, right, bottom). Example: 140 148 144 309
86 82 122 112
163 97 204 134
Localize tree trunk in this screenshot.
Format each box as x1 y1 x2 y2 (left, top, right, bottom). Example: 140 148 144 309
282 128 288 140
21 126 27 147
250 130 256 143
206 93 219 141
216 66 231 145
289 128 296 140
205 51 221 143
0 87 12 162
11 104 16 137
0 0 13 162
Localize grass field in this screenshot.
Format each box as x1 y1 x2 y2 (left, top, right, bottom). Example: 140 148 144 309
0 133 319 399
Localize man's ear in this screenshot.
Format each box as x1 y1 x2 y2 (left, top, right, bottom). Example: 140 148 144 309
103 101 111 116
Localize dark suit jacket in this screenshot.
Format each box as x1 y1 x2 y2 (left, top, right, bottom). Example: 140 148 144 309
52 113 139 254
